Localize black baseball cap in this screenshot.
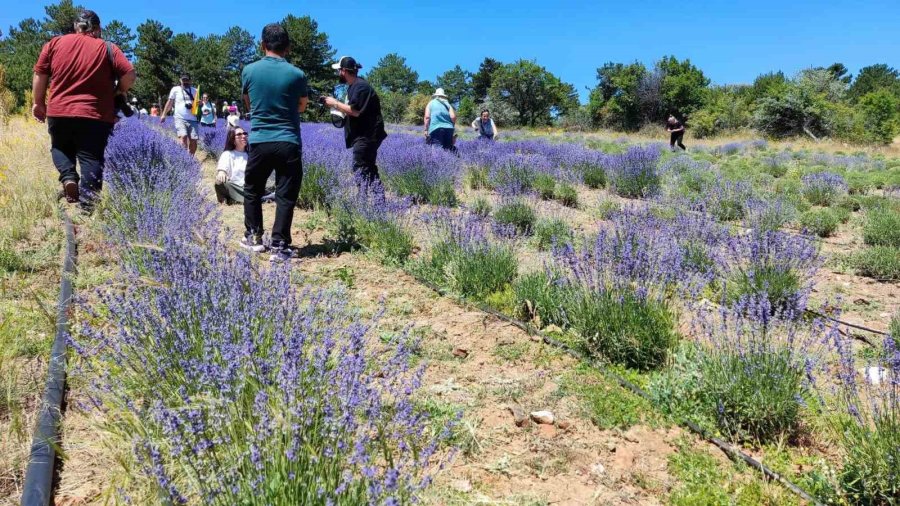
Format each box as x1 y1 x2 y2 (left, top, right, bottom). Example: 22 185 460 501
331 56 362 71
180 74 191 81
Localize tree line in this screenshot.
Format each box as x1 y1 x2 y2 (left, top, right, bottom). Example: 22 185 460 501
2 1 898 143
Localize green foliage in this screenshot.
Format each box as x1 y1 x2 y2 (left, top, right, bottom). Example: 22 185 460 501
488 59 578 127
727 265 801 314
848 64 900 102
103 20 135 59
851 246 900 280
588 61 647 131
434 65 472 106
890 311 900 338
513 271 570 327
356 217 414 265
533 218 572 251
754 68 851 140
554 183 578 208
402 93 431 125
560 365 657 430
471 57 502 101
494 200 536 235
469 197 492 218
656 55 711 118
569 289 678 371
378 90 411 124
863 206 900 247
385 169 457 206
582 164 606 189
133 20 177 107
420 240 518 299
857 89 900 144
533 174 556 199
367 53 419 94
298 164 336 210
647 343 716 433
800 208 840 237
280 15 337 119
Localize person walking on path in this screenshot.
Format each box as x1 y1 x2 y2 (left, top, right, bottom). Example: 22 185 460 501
200 93 216 127
424 88 457 151
240 22 308 262
471 109 499 141
323 56 387 187
160 74 200 155
220 100 229 118
32 9 135 208
667 114 686 151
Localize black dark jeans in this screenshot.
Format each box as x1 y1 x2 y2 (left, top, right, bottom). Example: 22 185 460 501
427 127 456 151
243 141 302 247
47 117 114 200
351 136 383 186
670 131 686 150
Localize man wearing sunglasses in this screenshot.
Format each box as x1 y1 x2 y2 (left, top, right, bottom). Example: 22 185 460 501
160 74 200 155
239 23 308 262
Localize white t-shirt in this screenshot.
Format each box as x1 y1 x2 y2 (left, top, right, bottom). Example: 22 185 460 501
168 85 199 121
216 149 248 186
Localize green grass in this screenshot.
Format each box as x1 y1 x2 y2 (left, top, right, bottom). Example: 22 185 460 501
559 363 662 430
494 200 537 236
862 206 900 247
850 246 900 280
533 218 573 251
800 208 839 237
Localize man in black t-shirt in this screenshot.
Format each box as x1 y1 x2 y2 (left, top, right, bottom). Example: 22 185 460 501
323 56 388 186
667 114 686 151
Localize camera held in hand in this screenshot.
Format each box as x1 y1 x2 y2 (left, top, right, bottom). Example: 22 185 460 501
114 93 134 117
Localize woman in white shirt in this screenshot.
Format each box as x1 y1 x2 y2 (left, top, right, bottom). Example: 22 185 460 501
214 127 250 204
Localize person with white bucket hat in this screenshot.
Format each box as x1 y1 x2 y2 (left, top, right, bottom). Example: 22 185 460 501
424 87 457 151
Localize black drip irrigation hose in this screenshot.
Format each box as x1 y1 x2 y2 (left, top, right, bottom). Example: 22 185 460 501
21 208 77 506
402 269 825 506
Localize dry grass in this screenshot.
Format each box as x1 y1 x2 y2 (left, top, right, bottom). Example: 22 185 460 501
0 116 64 504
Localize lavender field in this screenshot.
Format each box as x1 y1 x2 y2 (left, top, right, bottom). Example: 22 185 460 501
2 115 899 505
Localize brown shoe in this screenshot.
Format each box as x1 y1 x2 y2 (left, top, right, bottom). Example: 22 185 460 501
63 180 79 203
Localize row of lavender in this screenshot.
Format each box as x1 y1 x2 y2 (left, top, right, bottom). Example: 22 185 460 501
263 123 899 502
69 118 450 504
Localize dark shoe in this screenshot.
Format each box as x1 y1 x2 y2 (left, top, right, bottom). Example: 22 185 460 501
261 192 276 203
239 235 266 253
269 243 296 263
63 180 79 203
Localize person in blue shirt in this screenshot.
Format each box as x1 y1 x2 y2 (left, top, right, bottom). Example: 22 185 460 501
199 93 216 127
239 23 308 262
424 88 457 151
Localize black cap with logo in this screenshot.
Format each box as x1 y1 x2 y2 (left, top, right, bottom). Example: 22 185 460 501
331 56 363 71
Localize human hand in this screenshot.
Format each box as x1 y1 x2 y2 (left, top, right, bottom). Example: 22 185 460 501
32 103 47 122
215 171 227 185
323 97 339 108
159 116 166 124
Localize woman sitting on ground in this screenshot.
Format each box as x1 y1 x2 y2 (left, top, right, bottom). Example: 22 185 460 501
214 127 249 204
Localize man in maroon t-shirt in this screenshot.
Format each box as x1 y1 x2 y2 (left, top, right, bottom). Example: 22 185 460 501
32 9 135 207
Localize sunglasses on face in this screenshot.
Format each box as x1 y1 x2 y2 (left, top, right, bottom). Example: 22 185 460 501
235 132 248 137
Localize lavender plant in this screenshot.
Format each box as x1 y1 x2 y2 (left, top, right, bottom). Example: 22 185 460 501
608 146 662 198
801 172 848 206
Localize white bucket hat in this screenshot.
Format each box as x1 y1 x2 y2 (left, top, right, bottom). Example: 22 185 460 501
432 88 448 99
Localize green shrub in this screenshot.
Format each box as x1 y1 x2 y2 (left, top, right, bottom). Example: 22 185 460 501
465 166 490 190
494 200 536 235
890 311 899 338
595 200 620 220
554 183 579 208
800 209 840 237
513 271 570 327
839 416 900 505
838 196 862 212
726 265 801 314
569 289 678 371
701 348 805 443
863 206 900 247
469 197 492 218
0 244 25 272
533 218 572 251
582 166 606 189
423 241 518 299
386 169 457 206
298 164 337 209
832 206 851 224
429 180 458 207
533 174 557 200
851 246 900 280
356 218 415 265
845 173 874 195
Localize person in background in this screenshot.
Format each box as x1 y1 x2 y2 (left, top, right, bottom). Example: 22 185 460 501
240 22 308 262
323 56 387 186
200 93 216 127
471 109 499 141
220 99 229 118
32 9 135 208
424 88 456 151
160 74 200 155
139 105 148 116
214 126 249 204
150 103 159 117
227 105 241 128
667 114 686 151
130 97 140 117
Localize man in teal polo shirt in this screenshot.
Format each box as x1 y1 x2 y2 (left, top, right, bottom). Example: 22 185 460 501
240 23 308 262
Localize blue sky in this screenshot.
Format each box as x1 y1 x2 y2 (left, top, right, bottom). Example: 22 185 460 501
4 0 898 101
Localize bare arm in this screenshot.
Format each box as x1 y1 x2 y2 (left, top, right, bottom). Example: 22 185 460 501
242 94 250 115
327 101 360 117
449 106 457 125
424 105 431 133
117 69 136 94
298 96 308 113
31 73 50 121
160 98 174 119
493 120 499 138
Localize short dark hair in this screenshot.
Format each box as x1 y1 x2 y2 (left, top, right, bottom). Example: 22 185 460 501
481 109 490 115
74 10 100 33
262 23 290 53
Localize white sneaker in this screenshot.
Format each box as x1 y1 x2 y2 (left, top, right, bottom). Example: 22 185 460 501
239 236 266 253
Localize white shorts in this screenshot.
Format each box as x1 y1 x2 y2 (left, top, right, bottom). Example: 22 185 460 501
174 118 199 140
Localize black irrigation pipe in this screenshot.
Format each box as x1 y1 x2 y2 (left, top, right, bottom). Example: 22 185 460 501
401 269 825 506
21 207 77 506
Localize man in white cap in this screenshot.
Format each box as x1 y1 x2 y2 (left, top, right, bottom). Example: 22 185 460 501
424 87 457 151
322 56 387 186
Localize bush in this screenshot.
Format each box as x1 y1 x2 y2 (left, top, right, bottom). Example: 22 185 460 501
837 196 862 212
465 166 490 190
727 265 801 315
494 200 536 235
386 168 457 206
469 197 492 218
609 146 662 198
431 241 517 299
569 289 678 371
851 246 900 280
513 271 570 327
801 172 848 206
554 183 579 208
298 163 337 209
863 206 900 247
533 174 557 199
800 208 840 237
533 218 573 251
582 165 606 189
356 218 415 265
